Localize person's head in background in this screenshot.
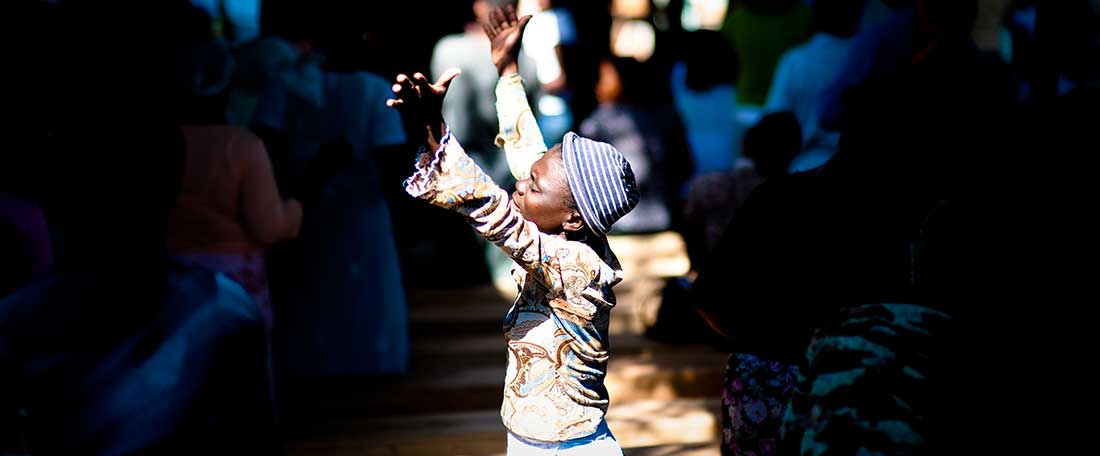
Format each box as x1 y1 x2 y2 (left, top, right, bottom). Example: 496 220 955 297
595 57 645 105
682 30 738 92
743 111 802 179
596 60 623 104
814 0 867 38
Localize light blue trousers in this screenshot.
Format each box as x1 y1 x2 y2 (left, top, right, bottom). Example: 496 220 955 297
507 420 624 456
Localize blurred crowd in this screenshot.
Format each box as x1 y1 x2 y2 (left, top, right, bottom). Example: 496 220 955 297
2 0 1097 454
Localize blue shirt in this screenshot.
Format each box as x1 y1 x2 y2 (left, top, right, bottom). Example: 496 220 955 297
765 33 854 165
671 62 740 174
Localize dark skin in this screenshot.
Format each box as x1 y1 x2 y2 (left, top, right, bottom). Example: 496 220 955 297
387 5 583 237
385 69 458 151
485 4 566 92
513 145 584 235
484 4 532 76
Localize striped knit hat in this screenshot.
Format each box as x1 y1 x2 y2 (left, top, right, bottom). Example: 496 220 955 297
560 132 640 236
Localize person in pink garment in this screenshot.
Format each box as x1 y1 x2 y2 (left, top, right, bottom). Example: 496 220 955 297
163 6 302 334
169 125 303 334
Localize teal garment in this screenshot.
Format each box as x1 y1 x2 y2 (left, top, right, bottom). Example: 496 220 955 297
284 158 409 377
720 4 813 106
779 304 952 455
256 71 409 377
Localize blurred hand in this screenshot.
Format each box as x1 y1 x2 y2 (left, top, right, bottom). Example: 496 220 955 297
386 69 461 146
483 5 531 76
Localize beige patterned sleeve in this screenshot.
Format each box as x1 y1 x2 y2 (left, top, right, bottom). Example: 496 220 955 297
495 74 547 181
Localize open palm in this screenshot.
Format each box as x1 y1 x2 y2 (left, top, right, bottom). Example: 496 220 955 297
484 5 532 73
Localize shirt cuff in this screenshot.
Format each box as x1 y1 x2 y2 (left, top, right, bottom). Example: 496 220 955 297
404 128 453 198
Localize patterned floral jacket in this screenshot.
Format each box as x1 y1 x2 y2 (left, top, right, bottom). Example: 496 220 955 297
404 74 623 442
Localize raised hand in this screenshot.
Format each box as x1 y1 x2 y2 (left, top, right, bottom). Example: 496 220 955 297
386 68 461 146
483 4 532 76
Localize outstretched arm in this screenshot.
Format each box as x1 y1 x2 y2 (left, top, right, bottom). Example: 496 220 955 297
485 5 546 181
403 132 605 319
388 63 605 318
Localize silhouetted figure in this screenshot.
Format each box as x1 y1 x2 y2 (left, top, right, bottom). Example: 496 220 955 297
1 4 278 453
683 111 801 270
684 111 802 456
695 0 1025 452
1 122 276 455
164 4 303 335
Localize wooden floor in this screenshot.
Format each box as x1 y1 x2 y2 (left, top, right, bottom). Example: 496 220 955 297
285 233 726 456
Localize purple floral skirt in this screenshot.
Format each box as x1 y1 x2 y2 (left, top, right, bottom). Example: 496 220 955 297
721 353 800 456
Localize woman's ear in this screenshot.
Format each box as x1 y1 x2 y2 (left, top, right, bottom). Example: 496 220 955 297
562 209 585 234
